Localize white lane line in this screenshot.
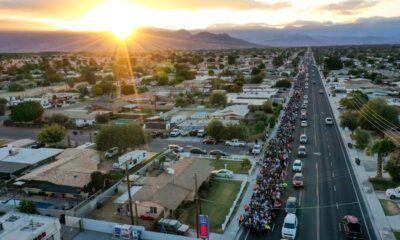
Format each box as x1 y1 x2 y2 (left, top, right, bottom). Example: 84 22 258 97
332 172 335 177
333 185 336 191
316 162 320 240
244 229 250 240
314 152 321 155
336 202 339 209
330 161 333 167
328 152 331 157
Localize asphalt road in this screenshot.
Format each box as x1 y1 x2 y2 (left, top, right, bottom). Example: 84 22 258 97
241 53 376 240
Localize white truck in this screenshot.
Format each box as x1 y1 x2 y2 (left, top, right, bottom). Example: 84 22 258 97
225 139 246 147
113 150 148 170
386 187 400 200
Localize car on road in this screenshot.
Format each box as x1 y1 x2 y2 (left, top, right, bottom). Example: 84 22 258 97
301 103 307 109
157 218 189 235
325 117 334 125
304 95 308 99
285 197 297 214
300 109 307 115
105 147 119 158
202 137 217 145
292 173 304 188
312 81 316 84
385 186 400 200
169 129 180 137
211 169 234 178
281 213 298 239
225 139 246 147
300 120 308 127
292 159 303 172
168 144 184 153
340 215 363 239
252 144 262 155
209 149 228 157
319 89 324 94
189 147 207 155
297 145 306 157
305 85 309 89
299 134 307 144
303 99 309 104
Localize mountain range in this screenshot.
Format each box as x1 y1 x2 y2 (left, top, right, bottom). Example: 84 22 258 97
0 17 399 52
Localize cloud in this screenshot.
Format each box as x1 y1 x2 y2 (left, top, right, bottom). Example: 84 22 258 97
317 0 379 15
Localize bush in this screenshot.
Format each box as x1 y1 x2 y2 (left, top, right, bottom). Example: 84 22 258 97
241 159 251 170
48 113 69 126
8 83 25 92
274 80 291 88
95 113 110 124
11 101 43 122
354 128 370 149
17 200 38 214
269 115 276 128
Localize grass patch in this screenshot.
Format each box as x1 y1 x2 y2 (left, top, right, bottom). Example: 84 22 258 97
228 182 249 224
379 199 400 216
394 231 400 240
369 177 399 191
208 159 250 174
179 179 242 233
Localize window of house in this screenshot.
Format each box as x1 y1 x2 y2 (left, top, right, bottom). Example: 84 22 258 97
149 207 157 214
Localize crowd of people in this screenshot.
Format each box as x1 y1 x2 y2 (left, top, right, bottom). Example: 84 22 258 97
239 74 304 232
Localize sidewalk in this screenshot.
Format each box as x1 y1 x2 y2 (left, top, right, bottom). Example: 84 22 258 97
322 76 400 240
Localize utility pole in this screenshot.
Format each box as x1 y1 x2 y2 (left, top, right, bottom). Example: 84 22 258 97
125 161 135 225
194 174 199 238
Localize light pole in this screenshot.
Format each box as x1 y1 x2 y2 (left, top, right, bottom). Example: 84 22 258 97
125 161 135 225
134 201 139 225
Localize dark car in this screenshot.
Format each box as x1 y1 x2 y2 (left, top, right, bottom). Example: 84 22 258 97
31 142 45 149
189 130 198 137
202 138 217 145
209 149 228 157
340 215 363 239
150 131 163 138
190 147 207 155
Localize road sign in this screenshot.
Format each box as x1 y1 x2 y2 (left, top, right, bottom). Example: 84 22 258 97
198 215 209 240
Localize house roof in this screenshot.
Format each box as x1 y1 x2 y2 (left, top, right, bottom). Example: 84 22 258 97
212 105 250 118
0 147 63 165
18 148 100 188
130 158 212 210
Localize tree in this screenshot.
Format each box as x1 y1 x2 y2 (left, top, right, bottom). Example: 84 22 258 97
11 101 43 122
8 83 24 92
262 101 273 113
366 138 396 178
175 96 186 107
209 91 227 107
269 115 276 128
324 56 343 71
339 91 369 110
274 80 291 88
359 98 399 132
253 112 268 127
339 111 359 133
225 123 249 140
0 98 7 116
48 113 69 126
81 68 96 84
95 113 110 124
205 120 226 141
354 128 370 149
17 200 38 214
121 84 136 95
96 123 148 152
67 78 76 89
272 56 284 68
37 124 66 146
384 150 400 181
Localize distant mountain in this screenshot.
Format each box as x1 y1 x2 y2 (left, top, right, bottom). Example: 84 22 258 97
206 17 400 46
0 28 259 53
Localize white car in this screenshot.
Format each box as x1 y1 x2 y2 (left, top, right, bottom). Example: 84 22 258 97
301 103 307 109
303 95 308 99
211 169 234 178
325 117 333 125
252 144 262 155
299 134 307 144
292 159 303 172
301 120 308 127
386 187 400 200
282 213 298 239
169 129 180 137
305 85 309 89
303 99 308 104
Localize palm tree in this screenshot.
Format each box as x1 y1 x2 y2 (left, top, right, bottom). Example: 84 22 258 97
366 138 396 178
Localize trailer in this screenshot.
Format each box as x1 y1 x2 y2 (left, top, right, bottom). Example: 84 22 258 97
113 150 148 170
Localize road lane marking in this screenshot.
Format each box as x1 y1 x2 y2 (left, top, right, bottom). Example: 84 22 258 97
336 202 339 209
333 185 336 191
332 172 335 177
316 162 320 240
328 152 331 157
299 189 303 207
330 161 333 167
314 152 321 155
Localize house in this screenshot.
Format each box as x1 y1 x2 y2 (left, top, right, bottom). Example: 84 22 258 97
44 109 110 127
114 158 213 219
212 104 250 120
227 87 278 106
17 148 101 199
7 97 52 109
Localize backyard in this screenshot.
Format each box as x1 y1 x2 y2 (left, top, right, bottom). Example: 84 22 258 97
179 179 242 232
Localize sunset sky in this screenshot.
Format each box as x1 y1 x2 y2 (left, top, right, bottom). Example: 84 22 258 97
1 0 399 38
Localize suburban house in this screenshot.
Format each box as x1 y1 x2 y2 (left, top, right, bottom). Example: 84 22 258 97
44 109 110 127
17 148 101 199
114 158 212 220
211 104 250 120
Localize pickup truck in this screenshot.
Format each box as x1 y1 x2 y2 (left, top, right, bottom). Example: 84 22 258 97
225 139 246 147
386 187 400 200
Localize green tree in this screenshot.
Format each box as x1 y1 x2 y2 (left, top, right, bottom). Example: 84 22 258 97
17 200 38 214
0 98 7 116
262 101 273 113
339 111 359 133
48 113 69 126
8 83 24 92
359 98 399 132
339 91 369 110
241 158 251 170
95 113 110 124
269 115 276 128
384 150 400 181
274 79 291 88
209 91 227 107
96 123 148 152
366 138 396 178
11 101 43 122
253 112 268 127
175 96 186 107
81 68 96 84
354 128 370 149
120 84 136 95
37 124 66 146
324 56 343 71
205 120 226 141
272 55 284 68
225 123 249 140
67 78 76 89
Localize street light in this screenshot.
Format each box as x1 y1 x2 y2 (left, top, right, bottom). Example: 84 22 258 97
134 201 140 225
124 160 135 225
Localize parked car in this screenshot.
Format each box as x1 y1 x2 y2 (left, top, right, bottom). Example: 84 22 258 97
385 186 400 200
299 134 307 144
203 137 217 145
340 215 363 239
211 169 234 178
292 173 304 188
281 213 298 239
285 197 297 214
157 218 189 235
30 142 45 149
197 129 205 137
150 131 163 138
319 89 324 94
105 147 119 158
225 139 246 147
292 159 303 172
325 117 333 125
301 120 308 127
169 129 180 137
190 147 207 155
209 149 228 157
304 99 309 104
168 144 184 153
252 144 262 155
189 130 198 137
298 145 306 157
